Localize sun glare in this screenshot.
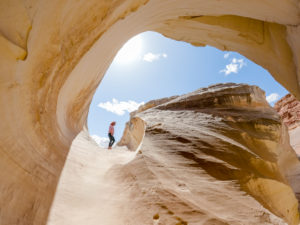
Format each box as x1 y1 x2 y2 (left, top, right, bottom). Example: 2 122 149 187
114 35 143 64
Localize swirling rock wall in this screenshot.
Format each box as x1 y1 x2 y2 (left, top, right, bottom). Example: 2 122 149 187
1 1 300 224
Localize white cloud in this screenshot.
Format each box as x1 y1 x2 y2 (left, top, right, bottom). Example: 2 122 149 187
221 63 239 75
220 57 246 75
224 53 230 59
266 93 280 104
143 52 167 62
98 98 144 116
91 135 109 148
232 58 246 68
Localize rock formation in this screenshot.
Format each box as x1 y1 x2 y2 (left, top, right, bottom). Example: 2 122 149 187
275 94 300 130
275 94 300 157
48 83 300 225
1 1 300 224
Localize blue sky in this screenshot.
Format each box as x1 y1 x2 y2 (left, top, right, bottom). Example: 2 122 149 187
87 31 288 147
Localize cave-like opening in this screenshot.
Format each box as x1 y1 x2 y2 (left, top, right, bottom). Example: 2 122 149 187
48 29 299 224
86 31 289 149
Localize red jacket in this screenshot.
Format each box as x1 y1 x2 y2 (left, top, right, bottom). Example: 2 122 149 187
109 125 114 135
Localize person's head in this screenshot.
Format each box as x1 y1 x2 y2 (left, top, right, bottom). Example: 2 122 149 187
111 121 116 126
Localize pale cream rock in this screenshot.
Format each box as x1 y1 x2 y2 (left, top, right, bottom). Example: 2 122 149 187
290 127 300 157
1 1 300 224
117 117 146 151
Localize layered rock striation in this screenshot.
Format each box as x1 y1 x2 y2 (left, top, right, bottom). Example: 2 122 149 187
275 94 300 130
115 83 300 225
274 94 300 158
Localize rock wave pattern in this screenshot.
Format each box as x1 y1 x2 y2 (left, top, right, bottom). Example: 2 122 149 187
117 83 300 225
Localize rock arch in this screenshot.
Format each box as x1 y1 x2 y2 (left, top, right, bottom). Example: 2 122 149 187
0 0 300 224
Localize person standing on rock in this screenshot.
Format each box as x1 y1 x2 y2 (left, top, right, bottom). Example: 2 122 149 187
108 121 116 149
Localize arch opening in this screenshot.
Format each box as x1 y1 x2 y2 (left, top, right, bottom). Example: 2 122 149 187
46 31 300 225
57 4 300 150
86 31 289 149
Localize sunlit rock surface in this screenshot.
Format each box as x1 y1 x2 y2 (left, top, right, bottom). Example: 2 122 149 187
120 83 300 225
48 83 300 225
1 1 300 224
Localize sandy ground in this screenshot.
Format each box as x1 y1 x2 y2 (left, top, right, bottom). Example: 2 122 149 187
46 131 136 225
45 127 291 225
290 127 300 157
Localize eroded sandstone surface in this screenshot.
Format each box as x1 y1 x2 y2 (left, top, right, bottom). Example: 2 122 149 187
275 94 300 130
274 94 300 158
48 83 300 225
1 1 300 224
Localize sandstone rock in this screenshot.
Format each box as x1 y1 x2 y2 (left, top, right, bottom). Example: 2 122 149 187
274 94 300 130
289 127 300 158
118 95 178 151
130 95 179 117
48 83 300 225
117 117 146 151
1 1 300 224
274 94 300 158
116 83 300 225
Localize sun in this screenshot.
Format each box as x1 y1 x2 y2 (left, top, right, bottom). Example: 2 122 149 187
114 35 143 64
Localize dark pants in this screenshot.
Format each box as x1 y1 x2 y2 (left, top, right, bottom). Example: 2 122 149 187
108 133 115 147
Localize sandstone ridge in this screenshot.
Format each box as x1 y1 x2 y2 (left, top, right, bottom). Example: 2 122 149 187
116 83 300 225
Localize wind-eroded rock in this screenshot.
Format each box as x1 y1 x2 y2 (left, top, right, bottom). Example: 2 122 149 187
117 83 300 225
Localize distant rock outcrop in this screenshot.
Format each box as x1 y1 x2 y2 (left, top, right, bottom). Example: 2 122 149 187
274 94 300 130
116 83 300 225
274 94 300 158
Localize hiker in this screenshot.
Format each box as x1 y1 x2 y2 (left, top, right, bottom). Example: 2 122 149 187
108 121 116 149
